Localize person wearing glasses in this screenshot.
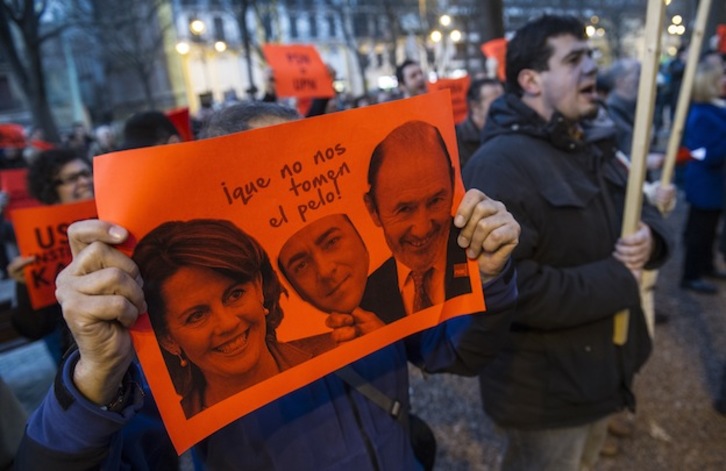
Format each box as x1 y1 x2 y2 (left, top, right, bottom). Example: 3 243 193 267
8 149 93 363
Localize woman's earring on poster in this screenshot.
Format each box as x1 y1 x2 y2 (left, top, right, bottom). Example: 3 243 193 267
177 351 188 368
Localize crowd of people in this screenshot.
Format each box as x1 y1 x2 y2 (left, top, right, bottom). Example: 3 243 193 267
0 11 725 471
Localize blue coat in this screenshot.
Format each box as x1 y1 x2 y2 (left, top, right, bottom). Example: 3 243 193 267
683 102 726 210
17 270 517 470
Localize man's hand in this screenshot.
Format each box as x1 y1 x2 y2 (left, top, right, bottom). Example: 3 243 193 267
454 189 520 283
613 221 653 282
326 307 384 344
7 255 35 284
56 220 146 406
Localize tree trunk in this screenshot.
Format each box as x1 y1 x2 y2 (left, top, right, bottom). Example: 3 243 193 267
27 35 61 142
0 3 60 142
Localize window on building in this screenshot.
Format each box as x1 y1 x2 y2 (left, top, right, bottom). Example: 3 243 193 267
327 15 336 37
290 14 298 38
353 13 368 36
213 16 225 42
309 13 317 38
263 14 273 39
373 16 381 37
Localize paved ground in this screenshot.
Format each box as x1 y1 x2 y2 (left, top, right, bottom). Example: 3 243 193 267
410 193 726 470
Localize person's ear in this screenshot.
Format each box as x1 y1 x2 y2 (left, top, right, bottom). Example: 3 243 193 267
363 192 382 227
159 335 181 355
518 69 542 96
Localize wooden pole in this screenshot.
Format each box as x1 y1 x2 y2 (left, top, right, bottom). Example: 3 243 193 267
659 0 714 192
613 0 666 346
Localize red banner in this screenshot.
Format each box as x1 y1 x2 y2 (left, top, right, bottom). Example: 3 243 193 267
481 38 507 82
166 107 194 141
0 169 42 220
429 76 471 124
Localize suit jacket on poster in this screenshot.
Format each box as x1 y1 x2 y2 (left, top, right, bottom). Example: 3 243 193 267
360 223 472 324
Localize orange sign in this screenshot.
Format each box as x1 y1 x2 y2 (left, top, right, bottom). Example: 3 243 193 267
429 76 471 124
481 38 507 82
262 44 334 99
11 200 97 309
93 90 485 453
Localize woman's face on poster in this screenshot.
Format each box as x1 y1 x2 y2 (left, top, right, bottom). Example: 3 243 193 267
159 266 269 382
279 214 369 314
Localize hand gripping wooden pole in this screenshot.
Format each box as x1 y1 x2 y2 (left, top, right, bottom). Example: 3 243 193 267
613 0 666 346
659 0 714 191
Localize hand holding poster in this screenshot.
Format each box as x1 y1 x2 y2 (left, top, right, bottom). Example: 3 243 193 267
11 200 97 309
262 44 335 99
93 91 486 452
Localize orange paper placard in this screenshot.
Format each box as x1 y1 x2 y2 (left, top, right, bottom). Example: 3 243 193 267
429 76 471 124
94 90 485 453
481 38 507 82
262 44 334 99
11 200 97 309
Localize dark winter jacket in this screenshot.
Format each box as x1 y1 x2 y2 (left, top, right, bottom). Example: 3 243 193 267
463 93 671 429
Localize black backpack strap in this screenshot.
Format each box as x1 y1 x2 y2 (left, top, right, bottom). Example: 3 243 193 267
335 366 408 428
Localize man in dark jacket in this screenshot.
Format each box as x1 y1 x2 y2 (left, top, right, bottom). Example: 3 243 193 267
464 15 671 471
455 78 504 168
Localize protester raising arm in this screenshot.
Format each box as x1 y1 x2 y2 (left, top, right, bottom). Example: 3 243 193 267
16 221 147 470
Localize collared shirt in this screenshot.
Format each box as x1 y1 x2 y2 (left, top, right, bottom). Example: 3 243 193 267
395 256 446 315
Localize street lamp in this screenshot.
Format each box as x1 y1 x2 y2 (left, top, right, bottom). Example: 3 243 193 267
176 41 191 55
214 41 227 52
190 19 206 36
429 14 464 77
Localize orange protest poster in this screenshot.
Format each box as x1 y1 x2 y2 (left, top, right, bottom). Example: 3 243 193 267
93 90 485 453
0 168 42 220
11 200 97 309
481 38 507 82
429 76 471 124
262 44 334 99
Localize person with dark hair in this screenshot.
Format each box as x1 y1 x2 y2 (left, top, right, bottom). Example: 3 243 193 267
134 219 323 418
362 120 473 323
278 214 383 342
16 101 521 470
456 78 504 167
26 149 93 206
465 14 671 470
120 111 181 150
396 59 428 98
